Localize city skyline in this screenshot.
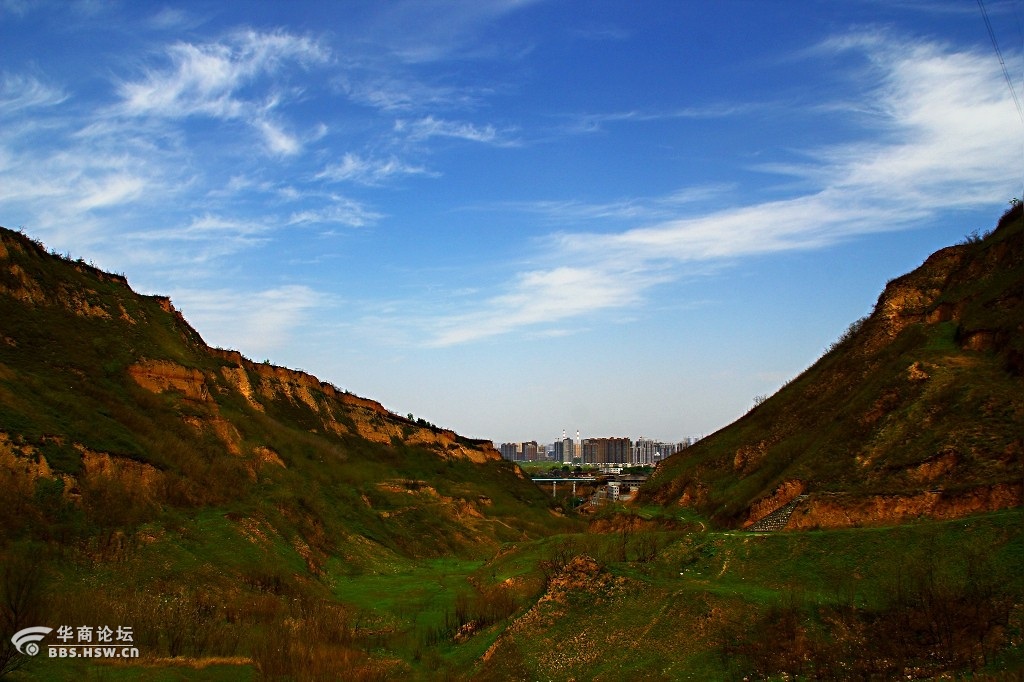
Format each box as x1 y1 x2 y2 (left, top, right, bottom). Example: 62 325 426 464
499 431 696 466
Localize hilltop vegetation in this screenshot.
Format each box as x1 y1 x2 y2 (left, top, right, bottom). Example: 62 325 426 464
0 209 1022 680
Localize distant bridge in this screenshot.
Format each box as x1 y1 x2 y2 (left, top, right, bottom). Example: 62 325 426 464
531 477 597 497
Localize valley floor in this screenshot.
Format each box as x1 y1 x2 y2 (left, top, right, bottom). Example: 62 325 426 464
8 507 1024 681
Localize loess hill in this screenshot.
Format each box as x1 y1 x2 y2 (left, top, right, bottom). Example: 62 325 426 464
0 223 588 679
639 205 1024 530
0 223 574 562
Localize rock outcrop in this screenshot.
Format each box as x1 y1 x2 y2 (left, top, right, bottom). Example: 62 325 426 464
787 484 1022 530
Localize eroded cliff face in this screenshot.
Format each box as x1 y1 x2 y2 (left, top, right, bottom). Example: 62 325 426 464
0 432 53 488
129 360 212 402
787 484 1022 530
864 246 968 351
219 350 500 462
1 226 499 470
127 351 499 464
0 434 166 515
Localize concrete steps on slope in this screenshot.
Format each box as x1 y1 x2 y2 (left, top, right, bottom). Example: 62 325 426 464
748 495 809 532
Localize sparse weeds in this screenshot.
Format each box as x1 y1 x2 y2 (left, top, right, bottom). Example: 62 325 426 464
720 552 1015 680
251 597 389 681
423 582 518 647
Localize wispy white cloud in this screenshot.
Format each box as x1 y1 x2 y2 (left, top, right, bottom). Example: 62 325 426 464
0 133 172 247
0 3 545 332
0 73 68 112
363 0 543 64
118 30 328 118
0 25 359 260
427 265 670 346
74 174 147 210
287 195 383 228
395 115 517 145
255 118 302 156
171 284 326 356
421 33 1022 346
316 152 432 185
119 214 276 267
176 213 271 240
338 73 481 112
116 29 329 154
147 6 192 31
480 184 735 226
565 103 760 135
114 192 381 269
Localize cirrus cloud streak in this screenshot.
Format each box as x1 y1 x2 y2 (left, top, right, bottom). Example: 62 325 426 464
421 33 1022 346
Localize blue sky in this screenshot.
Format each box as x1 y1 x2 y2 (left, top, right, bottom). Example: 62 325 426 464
1 1 1021 445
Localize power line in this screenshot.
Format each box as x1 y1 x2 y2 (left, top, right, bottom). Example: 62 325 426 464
978 0 1024 123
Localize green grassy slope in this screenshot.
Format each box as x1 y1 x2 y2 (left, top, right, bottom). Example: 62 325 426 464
475 508 1024 681
639 206 1024 528
0 224 581 678
0 224 572 553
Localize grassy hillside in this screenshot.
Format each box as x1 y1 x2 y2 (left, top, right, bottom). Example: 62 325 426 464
639 205 1024 529
474 506 1024 681
0 225 581 678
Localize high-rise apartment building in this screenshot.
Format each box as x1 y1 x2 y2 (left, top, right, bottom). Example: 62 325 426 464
633 437 696 464
498 442 521 461
554 429 575 464
502 434 697 465
582 437 632 464
499 441 541 461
